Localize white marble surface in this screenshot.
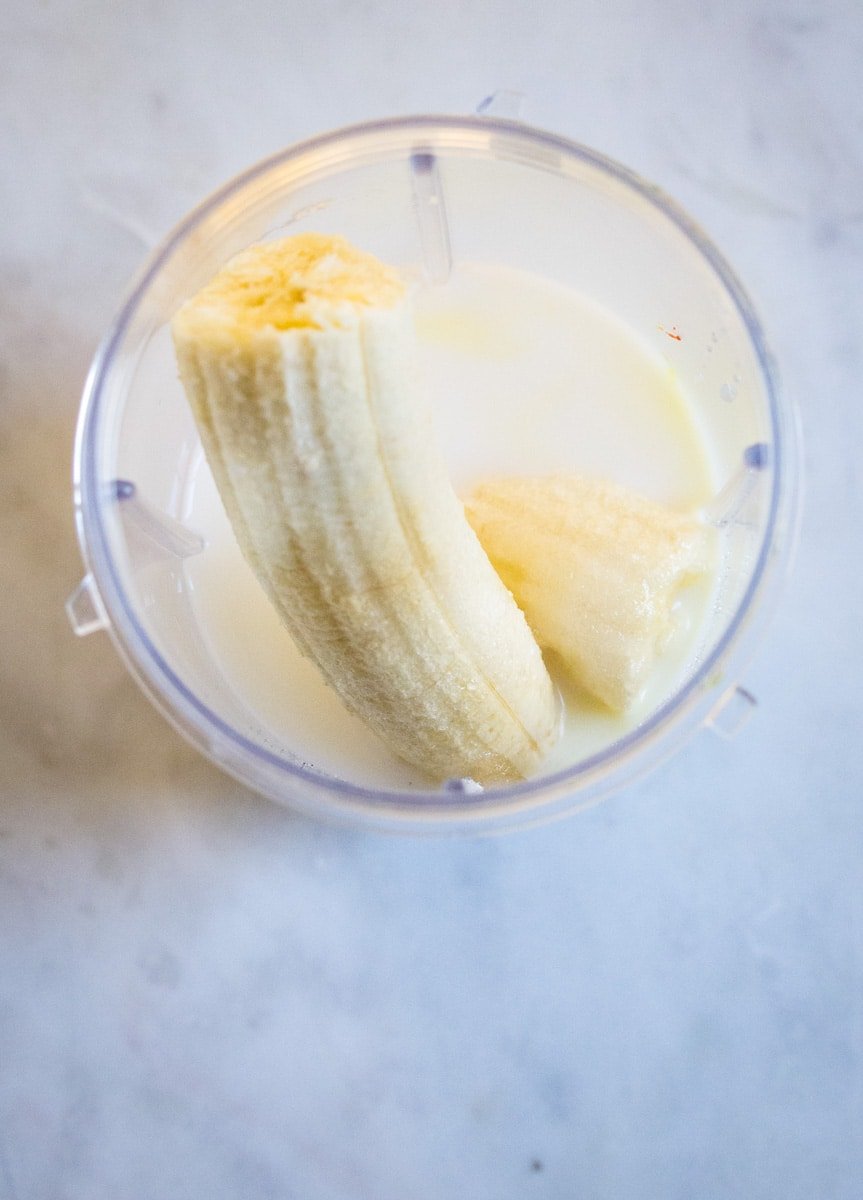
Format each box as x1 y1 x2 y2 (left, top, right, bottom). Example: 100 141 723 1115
2 1 862 1196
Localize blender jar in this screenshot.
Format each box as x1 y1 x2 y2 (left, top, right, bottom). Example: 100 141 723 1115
68 116 798 832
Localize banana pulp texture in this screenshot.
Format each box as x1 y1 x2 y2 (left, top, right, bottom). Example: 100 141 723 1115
172 233 559 784
465 475 713 712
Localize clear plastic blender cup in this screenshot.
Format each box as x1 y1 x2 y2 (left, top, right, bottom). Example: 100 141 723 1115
68 116 799 832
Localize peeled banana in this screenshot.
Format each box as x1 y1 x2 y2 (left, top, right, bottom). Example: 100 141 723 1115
172 233 559 784
465 474 713 712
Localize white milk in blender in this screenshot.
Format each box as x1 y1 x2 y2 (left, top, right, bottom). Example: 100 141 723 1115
181 261 719 788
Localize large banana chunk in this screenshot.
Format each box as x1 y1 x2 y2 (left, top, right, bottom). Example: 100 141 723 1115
465 474 713 712
172 234 559 783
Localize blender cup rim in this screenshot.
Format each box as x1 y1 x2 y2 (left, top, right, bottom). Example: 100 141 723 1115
72 114 797 831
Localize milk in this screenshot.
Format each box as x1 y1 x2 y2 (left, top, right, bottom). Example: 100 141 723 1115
181 262 718 789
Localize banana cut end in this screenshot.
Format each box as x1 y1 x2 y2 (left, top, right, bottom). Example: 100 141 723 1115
173 232 406 342
465 473 715 713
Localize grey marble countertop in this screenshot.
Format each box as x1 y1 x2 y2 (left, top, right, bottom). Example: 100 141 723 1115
2 2 862 1197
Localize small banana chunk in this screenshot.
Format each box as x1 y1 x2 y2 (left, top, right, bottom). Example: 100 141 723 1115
465 474 713 711
172 234 559 784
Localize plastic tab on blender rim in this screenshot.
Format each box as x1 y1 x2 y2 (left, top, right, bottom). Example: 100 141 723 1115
66 574 109 637
705 685 758 739
476 90 525 119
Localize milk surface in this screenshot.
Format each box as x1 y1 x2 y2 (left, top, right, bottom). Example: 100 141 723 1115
182 262 718 789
